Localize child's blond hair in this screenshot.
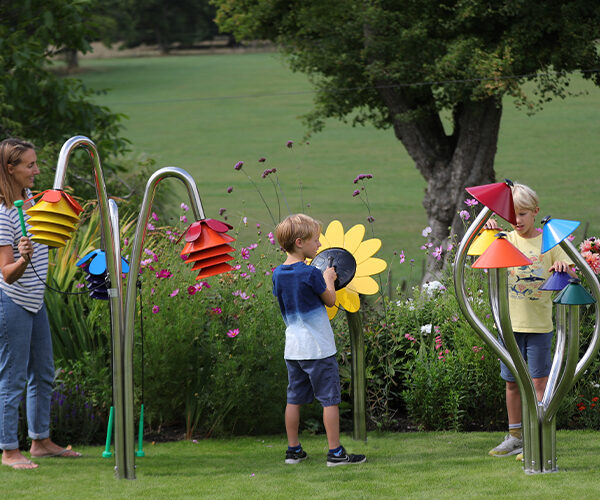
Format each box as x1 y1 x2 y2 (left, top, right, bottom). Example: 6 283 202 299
275 214 321 253
511 183 539 212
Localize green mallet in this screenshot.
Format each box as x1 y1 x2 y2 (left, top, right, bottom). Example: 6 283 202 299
13 200 27 237
136 404 145 457
102 406 114 458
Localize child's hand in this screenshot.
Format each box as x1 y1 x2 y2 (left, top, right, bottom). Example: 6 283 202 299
550 261 577 277
323 266 337 285
484 218 500 230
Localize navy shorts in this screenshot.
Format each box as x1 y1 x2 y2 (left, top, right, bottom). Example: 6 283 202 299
285 355 341 407
499 332 553 382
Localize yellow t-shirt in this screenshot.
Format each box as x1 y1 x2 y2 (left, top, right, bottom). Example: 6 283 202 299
506 231 572 333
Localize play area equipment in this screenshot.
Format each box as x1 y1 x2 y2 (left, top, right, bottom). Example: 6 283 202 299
44 136 234 479
453 180 600 474
310 220 387 440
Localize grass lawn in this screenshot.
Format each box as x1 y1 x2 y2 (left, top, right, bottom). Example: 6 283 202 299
73 52 600 289
3 431 600 498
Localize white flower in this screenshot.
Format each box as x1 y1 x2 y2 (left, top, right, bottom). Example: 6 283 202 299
423 280 446 296
422 226 432 237
421 324 432 335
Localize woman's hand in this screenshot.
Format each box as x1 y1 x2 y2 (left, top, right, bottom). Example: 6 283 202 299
17 236 33 261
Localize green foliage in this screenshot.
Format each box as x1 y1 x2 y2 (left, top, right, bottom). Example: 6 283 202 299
132 213 288 437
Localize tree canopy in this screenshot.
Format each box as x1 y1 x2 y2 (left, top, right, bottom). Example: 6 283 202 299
213 0 600 278
1 0 128 200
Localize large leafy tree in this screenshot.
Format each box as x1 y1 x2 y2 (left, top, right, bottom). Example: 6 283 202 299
213 0 600 278
0 0 128 200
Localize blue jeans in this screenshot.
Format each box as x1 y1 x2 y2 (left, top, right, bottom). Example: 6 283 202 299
0 289 54 450
499 332 553 382
285 355 341 407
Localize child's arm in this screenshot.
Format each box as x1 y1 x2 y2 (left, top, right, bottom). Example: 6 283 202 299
550 260 577 278
320 266 337 307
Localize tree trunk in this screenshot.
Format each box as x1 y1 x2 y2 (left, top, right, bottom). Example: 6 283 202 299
65 49 79 71
377 87 502 281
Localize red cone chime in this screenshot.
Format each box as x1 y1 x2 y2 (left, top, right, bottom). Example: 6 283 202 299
25 189 83 247
180 219 236 280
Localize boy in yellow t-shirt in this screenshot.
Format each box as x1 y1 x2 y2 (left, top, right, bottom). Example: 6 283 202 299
484 183 576 459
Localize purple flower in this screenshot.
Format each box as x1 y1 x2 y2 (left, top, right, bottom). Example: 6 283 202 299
170 288 179 297
241 248 250 260
219 208 226 216
76 283 84 288
180 215 188 223
151 212 158 221
464 198 478 207
156 269 172 279
352 189 360 197
211 307 222 314
286 141 293 148
152 305 160 314
262 168 277 178
187 285 197 296
367 216 375 223
234 161 244 170
227 186 233 193
181 202 189 212
227 328 240 338
147 223 155 231
459 210 470 220
258 157 266 162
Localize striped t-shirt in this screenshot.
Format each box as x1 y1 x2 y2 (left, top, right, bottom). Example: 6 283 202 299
0 192 48 313
272 261 337 360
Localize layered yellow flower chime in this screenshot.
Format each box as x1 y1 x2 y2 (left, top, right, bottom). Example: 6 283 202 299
180 218 236 279
310 220 387 319
25 189 83 247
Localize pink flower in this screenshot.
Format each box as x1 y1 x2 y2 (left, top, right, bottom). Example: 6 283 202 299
180 203 189 212
234 161 244 170
152 305 160 314
432 246 443 261
147 223 155 231
268 232 276 245
227 328 240 338
399 251 405 264
156 269 172 279
180 215 188 223
151 212 158 221
459 210 470 220
464 198 478 207
187 285 197 296
241 248 250 260
76 283 84 288
170 288 179 297
211 307 222 314
227 186 233 193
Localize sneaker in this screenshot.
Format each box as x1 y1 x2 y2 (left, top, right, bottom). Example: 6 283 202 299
326 446 366 467
285 448 307 464
488 434 523 457
516 452 523 462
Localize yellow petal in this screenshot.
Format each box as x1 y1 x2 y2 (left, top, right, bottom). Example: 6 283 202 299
324 220 345 248
338 288 360 312
319 232 332 250
343 224 365 254
355 257 387 277
353 238 382 264
326 304 338 320
347 276 379 295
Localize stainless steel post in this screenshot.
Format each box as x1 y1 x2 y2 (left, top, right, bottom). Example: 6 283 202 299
53 136 125 478
122 167 205 479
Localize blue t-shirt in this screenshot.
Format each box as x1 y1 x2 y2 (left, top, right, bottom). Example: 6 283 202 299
272 261 336 360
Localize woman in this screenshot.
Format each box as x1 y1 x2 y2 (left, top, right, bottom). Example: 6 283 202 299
0 138 80 470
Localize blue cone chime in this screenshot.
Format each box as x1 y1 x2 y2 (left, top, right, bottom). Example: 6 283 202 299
541 216 580 254
76 249 130 300
539 271 572 292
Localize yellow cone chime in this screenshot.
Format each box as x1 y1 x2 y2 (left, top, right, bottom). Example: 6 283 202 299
180 219 236 280
25 190 83 247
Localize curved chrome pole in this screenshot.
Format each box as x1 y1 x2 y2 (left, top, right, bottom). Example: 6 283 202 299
121 167 205 480
53 136 126 478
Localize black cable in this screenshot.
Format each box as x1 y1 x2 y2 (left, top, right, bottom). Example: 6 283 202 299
25 254 108 296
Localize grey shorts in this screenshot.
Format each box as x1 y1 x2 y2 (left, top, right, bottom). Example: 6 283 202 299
499 332 553 382
285 355 341 407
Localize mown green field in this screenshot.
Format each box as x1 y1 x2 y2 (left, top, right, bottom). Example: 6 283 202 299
75 52 600 287
3 431 600 499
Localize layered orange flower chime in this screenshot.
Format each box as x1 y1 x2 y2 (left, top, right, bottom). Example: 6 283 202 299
179 218 236 279
25 189 83 247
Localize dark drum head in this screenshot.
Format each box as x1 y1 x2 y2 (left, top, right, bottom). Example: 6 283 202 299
311 247 356 290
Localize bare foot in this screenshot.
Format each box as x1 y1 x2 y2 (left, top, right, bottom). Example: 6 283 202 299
2 449 39 469
29 438 81 458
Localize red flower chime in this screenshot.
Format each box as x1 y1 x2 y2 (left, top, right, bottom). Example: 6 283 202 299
180 219 236 279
